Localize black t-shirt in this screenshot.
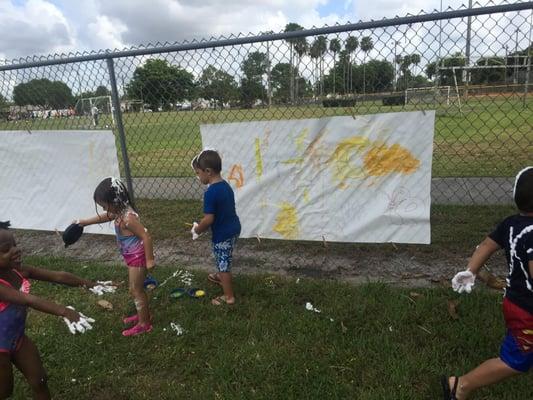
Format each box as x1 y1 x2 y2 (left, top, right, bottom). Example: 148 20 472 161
489 214 533 313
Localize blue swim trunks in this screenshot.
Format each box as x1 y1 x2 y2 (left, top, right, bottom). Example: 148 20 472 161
212 236 238 273
500 332 533 372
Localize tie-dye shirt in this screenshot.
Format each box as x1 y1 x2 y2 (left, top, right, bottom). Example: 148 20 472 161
114 211 146 267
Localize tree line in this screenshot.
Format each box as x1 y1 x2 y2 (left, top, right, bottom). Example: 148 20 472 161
4 26 531 111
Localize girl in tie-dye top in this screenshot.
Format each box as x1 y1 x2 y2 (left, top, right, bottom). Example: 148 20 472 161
77 177 155 337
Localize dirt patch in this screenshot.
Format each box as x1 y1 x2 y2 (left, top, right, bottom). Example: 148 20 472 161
14 229 509 288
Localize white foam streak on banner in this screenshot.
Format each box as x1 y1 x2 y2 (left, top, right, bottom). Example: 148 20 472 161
201 112 435 244
0 130 120 235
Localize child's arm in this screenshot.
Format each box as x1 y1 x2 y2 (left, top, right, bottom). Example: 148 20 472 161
0 284 80 322
123 214 155 269
452 236 501 293
77 213 115 227
19 265 97 288
194 214 214 235
466 236 501 274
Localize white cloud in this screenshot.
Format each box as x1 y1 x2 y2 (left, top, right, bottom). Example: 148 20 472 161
0 0 526 88
87 15 128 51
0 0 75 59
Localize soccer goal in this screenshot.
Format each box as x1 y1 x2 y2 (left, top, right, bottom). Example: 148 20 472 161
404 86 452 106
74 96 115 126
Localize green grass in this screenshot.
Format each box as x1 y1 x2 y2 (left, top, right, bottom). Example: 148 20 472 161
10 258 531 399
139 199 515 257
1 95 531 178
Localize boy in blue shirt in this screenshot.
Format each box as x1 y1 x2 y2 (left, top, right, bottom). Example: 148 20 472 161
443 166 533 399
190 150 241 306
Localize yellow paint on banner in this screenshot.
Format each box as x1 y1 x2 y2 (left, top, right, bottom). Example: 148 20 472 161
329 136 369 187
273 202 299 240
282 158 304 164
294 128 309 152
303 188 310 204
254 137 263 179
363 143 420 176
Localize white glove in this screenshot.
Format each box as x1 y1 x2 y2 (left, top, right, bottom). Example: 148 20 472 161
63 306 95 334
89 281 117 295
452 270 476 294
191 222 199 240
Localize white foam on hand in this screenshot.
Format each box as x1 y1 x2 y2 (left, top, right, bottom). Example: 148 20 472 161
191 222 199 240
89 281 117 295
63 306 95 334
452 270 476 294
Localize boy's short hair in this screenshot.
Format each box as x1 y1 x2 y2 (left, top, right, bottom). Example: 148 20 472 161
190 155 199 170
514 166 533 213
196 150 222 173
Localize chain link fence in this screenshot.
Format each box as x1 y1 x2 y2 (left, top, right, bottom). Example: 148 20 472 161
0 2 532 268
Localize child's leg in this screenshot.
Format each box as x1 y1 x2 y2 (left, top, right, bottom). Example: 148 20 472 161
450 357 520 399
12 336 50 400
0 353 14 399
127 267 151 325
218 272 235 303
212 237 237 305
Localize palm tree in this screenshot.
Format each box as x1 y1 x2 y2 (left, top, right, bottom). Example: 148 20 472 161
360 36 374 96
284 23 305 103
329 38 341 95
316 36 328 96
294 38 308 102
409 53 421 88
345 36 358 94
310 39 321 97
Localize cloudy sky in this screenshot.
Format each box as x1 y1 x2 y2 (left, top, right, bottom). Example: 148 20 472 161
0 0 485 61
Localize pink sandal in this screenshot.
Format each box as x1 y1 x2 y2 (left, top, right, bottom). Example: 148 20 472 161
122 323 153 337
123 314 139 325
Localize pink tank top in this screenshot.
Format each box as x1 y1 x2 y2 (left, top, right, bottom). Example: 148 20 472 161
0 270 31 312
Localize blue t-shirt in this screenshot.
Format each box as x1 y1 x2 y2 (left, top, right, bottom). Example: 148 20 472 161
203 180 241 243
489 214 533 313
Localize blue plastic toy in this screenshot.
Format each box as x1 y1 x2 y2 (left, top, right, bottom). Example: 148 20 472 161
143 274 158 290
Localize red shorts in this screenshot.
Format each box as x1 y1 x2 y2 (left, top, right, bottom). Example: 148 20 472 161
503 298 533 353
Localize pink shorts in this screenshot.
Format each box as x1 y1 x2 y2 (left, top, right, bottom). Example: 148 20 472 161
123 253 146 268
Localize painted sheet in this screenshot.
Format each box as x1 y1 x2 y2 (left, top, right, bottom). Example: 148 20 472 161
200 112 435 244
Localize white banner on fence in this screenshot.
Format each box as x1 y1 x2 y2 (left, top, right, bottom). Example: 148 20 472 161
201 111 435 244
0 130 120 235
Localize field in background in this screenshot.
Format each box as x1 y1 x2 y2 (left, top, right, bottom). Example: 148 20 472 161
1 95 531 178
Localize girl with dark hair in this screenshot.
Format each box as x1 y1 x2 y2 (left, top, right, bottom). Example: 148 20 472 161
75 177 155 337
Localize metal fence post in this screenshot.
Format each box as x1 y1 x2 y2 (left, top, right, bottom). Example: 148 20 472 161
106 57 135 202
524 11 532 106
